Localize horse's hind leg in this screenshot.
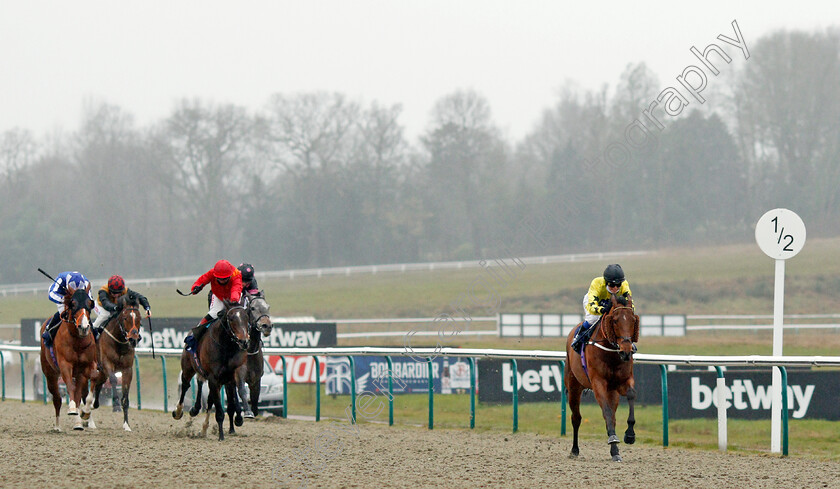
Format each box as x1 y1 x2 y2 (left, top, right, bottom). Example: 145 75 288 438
172 358 195 420
45 372 62 431
624 385 636 445
565 373 584 458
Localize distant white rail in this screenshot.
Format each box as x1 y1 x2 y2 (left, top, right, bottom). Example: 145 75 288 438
0 250 649 296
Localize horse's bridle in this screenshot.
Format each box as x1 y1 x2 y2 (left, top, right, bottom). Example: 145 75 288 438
104 306 140 346
245 297 271 355
220 305 249 351
590 306 637 354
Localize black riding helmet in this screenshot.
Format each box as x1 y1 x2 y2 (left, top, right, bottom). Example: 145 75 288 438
238 263 255 281
603 264 625 287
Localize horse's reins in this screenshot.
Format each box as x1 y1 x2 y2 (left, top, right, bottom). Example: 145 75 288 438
588 306 637 353
104 306 140 346
210 306 249 351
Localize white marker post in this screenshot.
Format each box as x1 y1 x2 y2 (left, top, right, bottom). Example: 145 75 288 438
755 208 806 453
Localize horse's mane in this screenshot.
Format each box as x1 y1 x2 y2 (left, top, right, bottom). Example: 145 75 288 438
117 291 140 309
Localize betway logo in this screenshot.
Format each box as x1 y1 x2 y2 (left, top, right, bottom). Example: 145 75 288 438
138 327 188 349
267 329 322 347
502 363 564 393
690 377 815 419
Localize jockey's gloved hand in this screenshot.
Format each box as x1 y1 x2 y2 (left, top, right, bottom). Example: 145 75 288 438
191 285 202 295
599 298 612 313
145 308 151 317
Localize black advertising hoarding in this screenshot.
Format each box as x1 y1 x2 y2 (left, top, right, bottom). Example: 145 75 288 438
21 318 337 349
668 368 840 420
265 323 337 348
477 359 661 405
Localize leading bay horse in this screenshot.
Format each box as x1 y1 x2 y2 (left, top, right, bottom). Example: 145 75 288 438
564 293 639 461
172 300 249 440
190 291 272 424
39 287 100 431
87 292 142 431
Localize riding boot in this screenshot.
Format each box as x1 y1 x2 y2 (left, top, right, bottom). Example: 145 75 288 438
41 312 61 348
571 321 591 352
185 315 213 352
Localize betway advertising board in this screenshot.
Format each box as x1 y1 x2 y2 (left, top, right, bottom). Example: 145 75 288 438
21 318 336 350
478 359 661 405
669 368 839 420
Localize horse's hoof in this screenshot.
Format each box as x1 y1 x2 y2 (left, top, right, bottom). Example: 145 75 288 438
607 434 620 444
189 407 200 418
112 404 122 413
624 433 636 445
73 425 84 431
235 414 243 427
172 410 183 420
93 400 99 409
612 455 622 462
80 410 90 420
243 410 255 419
123 422 132 432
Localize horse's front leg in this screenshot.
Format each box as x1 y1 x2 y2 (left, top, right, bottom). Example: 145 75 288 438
592 380 622 461
624 385 636 445
189 379 205 417
109 372 122 412
71 372 87 430
57 361 78 415
227 380 241 433
121 367 134 431
81 361 100 428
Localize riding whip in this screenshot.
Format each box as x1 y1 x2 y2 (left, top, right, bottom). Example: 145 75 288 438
37 268 56 282
147 316 156 359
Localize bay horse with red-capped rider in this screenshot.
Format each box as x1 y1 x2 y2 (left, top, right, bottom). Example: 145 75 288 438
171 300 250 440
85 292 142 431
565 293 639 461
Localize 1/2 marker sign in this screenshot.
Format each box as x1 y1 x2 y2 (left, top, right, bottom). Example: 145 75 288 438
755 208 806 259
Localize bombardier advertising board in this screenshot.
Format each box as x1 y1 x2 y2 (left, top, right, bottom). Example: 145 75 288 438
325 356 472 395
21 318 336 350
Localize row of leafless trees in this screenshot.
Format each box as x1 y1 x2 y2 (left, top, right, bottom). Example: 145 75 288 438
0 28 838 283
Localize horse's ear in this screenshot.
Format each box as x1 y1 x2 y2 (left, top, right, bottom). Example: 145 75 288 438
632 314 640 343
602 313 616 344
60 310 69 320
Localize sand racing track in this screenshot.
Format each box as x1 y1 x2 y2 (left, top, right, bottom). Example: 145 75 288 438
0 401 838 488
